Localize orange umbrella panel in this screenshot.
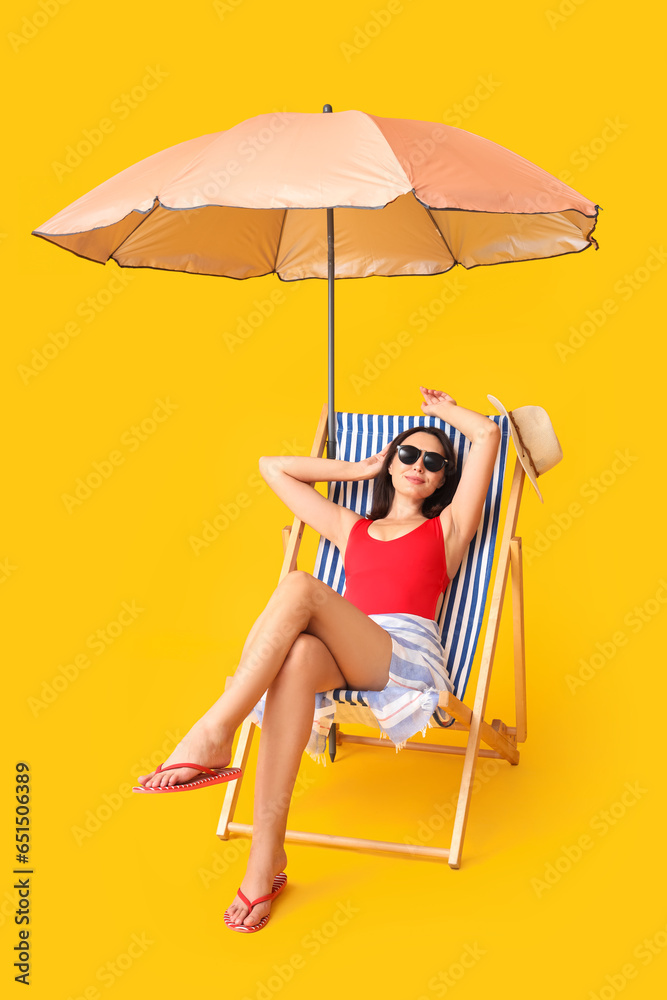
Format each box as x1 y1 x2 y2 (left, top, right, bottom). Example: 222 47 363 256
32 109 600 279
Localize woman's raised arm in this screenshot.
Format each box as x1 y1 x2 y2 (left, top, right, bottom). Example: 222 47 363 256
420 387 500 548
259 447 388 551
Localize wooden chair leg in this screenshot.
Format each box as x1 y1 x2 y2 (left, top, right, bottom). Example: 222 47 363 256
448 459 525 868
510 536 527 743
448 712 483 869
216 717 255 838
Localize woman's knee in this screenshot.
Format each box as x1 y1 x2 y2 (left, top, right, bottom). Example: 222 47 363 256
273 571 325 612
278 570 314 592
272 634 321 687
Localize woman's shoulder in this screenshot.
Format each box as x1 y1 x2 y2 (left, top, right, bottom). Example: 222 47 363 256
339 512 368 563
350 514 370 532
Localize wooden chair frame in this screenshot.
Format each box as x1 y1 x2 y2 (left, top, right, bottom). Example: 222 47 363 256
216 404 527 868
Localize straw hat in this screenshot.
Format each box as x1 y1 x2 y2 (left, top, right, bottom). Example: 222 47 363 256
487 395 563 503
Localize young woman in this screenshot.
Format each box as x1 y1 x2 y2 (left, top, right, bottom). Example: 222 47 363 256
135 387 500 931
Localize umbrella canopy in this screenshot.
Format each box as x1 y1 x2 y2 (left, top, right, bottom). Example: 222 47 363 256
32 109 599 278
33 108 600 452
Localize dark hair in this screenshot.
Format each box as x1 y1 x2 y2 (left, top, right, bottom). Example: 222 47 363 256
368 426 460 520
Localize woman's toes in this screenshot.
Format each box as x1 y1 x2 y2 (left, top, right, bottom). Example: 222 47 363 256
243 908 263 927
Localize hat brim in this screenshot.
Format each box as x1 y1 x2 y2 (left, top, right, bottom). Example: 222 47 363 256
487 394 544 502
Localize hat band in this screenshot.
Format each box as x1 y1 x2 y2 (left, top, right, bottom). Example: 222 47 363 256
508 409 540 478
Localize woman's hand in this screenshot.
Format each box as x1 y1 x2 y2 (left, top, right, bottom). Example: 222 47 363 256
358 443 391 479
420 386 457 416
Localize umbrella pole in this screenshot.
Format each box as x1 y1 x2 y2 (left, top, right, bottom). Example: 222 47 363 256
324 104 336 459
327 205 335 458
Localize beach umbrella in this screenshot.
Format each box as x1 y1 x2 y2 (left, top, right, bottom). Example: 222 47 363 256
32 106 600 452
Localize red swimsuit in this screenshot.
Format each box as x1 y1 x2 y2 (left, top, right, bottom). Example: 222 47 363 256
343 516 449 619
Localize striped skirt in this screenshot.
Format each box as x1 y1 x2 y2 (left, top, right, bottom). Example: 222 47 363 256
247 612 454 765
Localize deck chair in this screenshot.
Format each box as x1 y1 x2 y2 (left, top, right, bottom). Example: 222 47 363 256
217 403 535 868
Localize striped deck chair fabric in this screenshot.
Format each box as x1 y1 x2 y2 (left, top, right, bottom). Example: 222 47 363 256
249 410 510 765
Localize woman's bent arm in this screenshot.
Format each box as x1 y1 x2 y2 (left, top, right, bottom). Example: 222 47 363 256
259 453 383 552
259 455 373 486
420 388 501 548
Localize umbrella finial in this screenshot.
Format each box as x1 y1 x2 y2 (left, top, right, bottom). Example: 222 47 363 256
323 104 332 113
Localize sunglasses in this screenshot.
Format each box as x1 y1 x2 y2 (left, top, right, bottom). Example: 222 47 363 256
396 445 448 473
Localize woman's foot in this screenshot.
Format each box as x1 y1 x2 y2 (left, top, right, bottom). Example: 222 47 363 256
226 845 288 929
137 720 234 789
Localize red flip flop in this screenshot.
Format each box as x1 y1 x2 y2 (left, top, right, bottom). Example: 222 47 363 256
132 762 242 793
224 873 288 933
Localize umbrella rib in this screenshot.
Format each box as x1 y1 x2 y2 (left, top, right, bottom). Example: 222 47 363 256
273 208 288 275
423 203 458 266
109 197 163 260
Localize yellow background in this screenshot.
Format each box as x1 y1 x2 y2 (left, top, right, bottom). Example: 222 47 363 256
3 1 665 997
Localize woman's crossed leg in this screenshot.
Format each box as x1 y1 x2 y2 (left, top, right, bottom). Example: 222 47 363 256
137 571 394 927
